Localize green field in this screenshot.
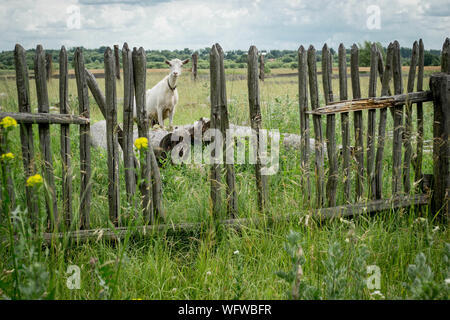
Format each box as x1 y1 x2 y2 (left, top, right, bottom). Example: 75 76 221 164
0 66 448 300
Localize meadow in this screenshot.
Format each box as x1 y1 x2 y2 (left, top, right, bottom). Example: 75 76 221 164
0 65 448 300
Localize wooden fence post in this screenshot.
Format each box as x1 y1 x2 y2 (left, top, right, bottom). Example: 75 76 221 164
307 45 325 207
192 52 198 81
430 73 450 221
45 52 53 82
441 38 450 74
122 43 136 202
216 44 238 217
104 47 120 225
114 44 121 80
74 48 91 229
367 43 378 199
14 44 38 224
338 43 350 201
210 45 223 217
392 40 404 196
351 44 364 200
298 45 310 200
414 39 425 186
259 53 265 81
375 43 394 199
403 41 419 194
59 46 72 226
34 45 58 229
322 44 337 207
248 45 268 212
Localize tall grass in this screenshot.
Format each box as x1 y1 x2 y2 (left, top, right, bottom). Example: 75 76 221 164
0 68 448 299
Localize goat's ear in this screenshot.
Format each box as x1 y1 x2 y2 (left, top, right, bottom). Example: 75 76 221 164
165 60 171 66
182 59 189 65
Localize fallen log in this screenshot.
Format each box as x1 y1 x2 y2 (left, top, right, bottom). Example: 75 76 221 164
90 117 211 163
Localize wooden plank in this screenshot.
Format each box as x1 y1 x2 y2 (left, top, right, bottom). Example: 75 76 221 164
430 73 450 220
307 91 432 115
414 39 425 186
132 47 154 223
307 45 324 207
34 45 58 229
441 38 450 74
375 43 394 199
403 41 419 194
351 44 364 200
322 44 337 207
0 112 89 125
298 45 310 200
74 48 92 229
122 43 136 202
59 46 72 227
338 43 350 200
367 43 378 199
42 194 429 244
392 41 404 195
14 44 38 224
248 45 268 212
104 47 120 225
217 44 238 217
210 44 222 217
114 45 121 80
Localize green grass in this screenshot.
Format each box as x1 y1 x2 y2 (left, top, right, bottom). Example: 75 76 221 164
0 67 448 300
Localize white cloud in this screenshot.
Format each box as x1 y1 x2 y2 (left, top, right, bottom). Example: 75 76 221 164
0 0 448 51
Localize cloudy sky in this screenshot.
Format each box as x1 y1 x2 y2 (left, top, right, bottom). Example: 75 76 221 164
0 0 449 51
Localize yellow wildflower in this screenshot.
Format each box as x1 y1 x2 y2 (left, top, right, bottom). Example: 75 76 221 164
1 152 14 160
0 116 18 129
26 174 43 187
134 137 148 150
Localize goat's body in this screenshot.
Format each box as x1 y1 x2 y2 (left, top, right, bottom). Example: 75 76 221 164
133 75 178 129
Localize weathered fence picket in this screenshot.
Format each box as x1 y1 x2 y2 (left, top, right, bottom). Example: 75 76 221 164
34 45 58 229
430 73 450 219
104 48 120 225
351 44 364 200
414 39 425 186
209 44 223 217
307 45 324 207
392 41 403 196
374 42 394 199
132 47 153 223
122 43 136 202
403 41 419 194
14 44 38 223
74 48 92 229
322 44 338 207
217 44 238 218
248 45 268 212
298 45 310 199
367 43 378 199
59 46 72 226
338 43 350 201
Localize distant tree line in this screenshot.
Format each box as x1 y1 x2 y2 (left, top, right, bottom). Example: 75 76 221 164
0 42 441 72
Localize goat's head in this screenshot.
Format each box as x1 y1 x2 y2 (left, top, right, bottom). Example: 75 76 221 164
165 58 189 78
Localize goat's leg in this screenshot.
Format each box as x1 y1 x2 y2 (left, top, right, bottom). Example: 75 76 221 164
168 109 174 131
157 108 164 129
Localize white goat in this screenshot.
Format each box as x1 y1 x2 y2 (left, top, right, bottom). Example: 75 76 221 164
133 58 189 129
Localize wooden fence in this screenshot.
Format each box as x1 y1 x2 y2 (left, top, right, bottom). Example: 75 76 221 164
0 38 449 243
